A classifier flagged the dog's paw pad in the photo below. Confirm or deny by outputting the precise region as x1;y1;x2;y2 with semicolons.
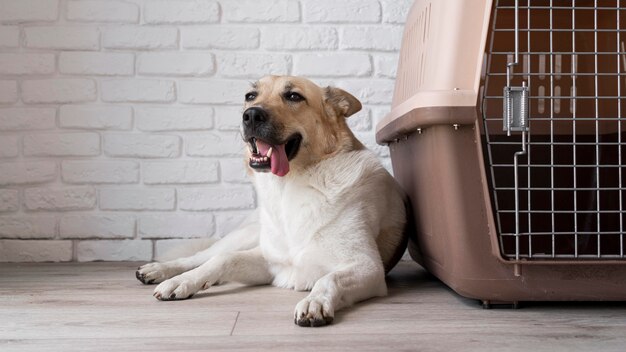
153;277;198;301
136;262;171;285
294;296;334;327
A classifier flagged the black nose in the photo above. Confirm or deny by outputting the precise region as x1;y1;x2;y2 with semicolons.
242;107;268;130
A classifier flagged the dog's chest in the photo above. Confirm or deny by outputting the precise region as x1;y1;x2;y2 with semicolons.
254;174;339;289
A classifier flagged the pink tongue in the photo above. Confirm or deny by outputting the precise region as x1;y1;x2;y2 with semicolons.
255;140;290;177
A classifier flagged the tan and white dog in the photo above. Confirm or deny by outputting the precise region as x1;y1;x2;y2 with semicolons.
136;76;408;327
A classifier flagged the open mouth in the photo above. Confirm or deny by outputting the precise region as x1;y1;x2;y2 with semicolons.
248;134;302;177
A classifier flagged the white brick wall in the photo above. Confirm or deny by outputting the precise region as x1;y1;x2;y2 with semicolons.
0;80;17;103
22;79;97;103
66;0;139;23
0;0;410;262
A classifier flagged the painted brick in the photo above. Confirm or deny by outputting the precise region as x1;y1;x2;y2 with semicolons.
214;210;251;237
22;79;97;104
215;106;243;131
59;105;133;130
135;107;213;131
0;240;72;262
294;53;371;77
144;0;219;24
223;0;300;23
186;132;245;157
374;54;399;78
59;52;134;76
138;213;214;238
77;239;151;261
371;107;390;127
24;26;99;50
62;160;139;184
66;0;139;23
101;79;175;103
0;215;56;238
304;0;380;23
24;186;96;211
220;159;249;184
0;161;56;185
0;26;19;47
0;0;59;23
0;108;56;131
143;160;218;184
340;26;404;51
100;188;175;210
60;214;135;239
381;0;413;24
104;134;181;158
0;53;55;75
217;53;290;78
355;132;390;158
0;135;18;158
178;186;255;211
24;132;100;157
154;238;215;261
179;80;249;104
262;26;338;51
347;107;373;132
337;79;396;105
137;52;214;76
0;81;17;104
182;26;259;50
0;190;19;212
102;26;178;49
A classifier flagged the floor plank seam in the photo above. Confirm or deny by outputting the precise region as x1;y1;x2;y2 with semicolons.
230;311;240;336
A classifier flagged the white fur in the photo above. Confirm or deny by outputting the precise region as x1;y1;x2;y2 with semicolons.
137;148;406;327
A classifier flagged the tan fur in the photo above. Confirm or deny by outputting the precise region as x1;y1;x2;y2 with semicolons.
244;76;364;171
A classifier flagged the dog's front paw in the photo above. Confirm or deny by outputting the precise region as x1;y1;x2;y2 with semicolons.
294;295;334;327
153;275;200;301
135;262;177;285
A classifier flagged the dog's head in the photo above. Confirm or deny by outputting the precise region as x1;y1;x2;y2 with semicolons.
242;76;363;177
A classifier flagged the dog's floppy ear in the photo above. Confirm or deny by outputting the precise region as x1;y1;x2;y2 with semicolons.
324;86;362;118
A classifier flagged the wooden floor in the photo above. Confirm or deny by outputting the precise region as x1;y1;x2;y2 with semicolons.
1;261;625;352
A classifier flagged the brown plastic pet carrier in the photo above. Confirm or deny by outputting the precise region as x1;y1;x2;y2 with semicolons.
377;0;626;305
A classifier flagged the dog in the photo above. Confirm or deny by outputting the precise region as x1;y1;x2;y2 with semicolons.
136;76;408;327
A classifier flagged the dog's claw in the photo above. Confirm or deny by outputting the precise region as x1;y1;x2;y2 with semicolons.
135;270;149;284
294;314;332;327
296;317;310;327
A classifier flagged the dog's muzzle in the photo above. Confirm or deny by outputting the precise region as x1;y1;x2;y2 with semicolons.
242;107;268;135
242;107;302;177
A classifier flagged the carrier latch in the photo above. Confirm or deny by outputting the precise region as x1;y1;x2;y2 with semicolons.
503;81;529;136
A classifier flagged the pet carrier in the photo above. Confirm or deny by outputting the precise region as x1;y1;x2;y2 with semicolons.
377;0;626;305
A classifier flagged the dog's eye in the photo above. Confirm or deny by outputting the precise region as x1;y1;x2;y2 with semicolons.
245;92;257;102
285;92;305;102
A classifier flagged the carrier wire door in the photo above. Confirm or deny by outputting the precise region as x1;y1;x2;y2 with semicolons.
377;0;626;304
482;0;626;261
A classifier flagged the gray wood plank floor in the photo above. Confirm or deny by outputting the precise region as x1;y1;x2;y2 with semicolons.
1;261;625;352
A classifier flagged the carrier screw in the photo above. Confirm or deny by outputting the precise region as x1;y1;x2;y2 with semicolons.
453;124;460;130
416;128;422;134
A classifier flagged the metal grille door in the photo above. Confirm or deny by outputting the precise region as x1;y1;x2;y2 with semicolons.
481;0;626;260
